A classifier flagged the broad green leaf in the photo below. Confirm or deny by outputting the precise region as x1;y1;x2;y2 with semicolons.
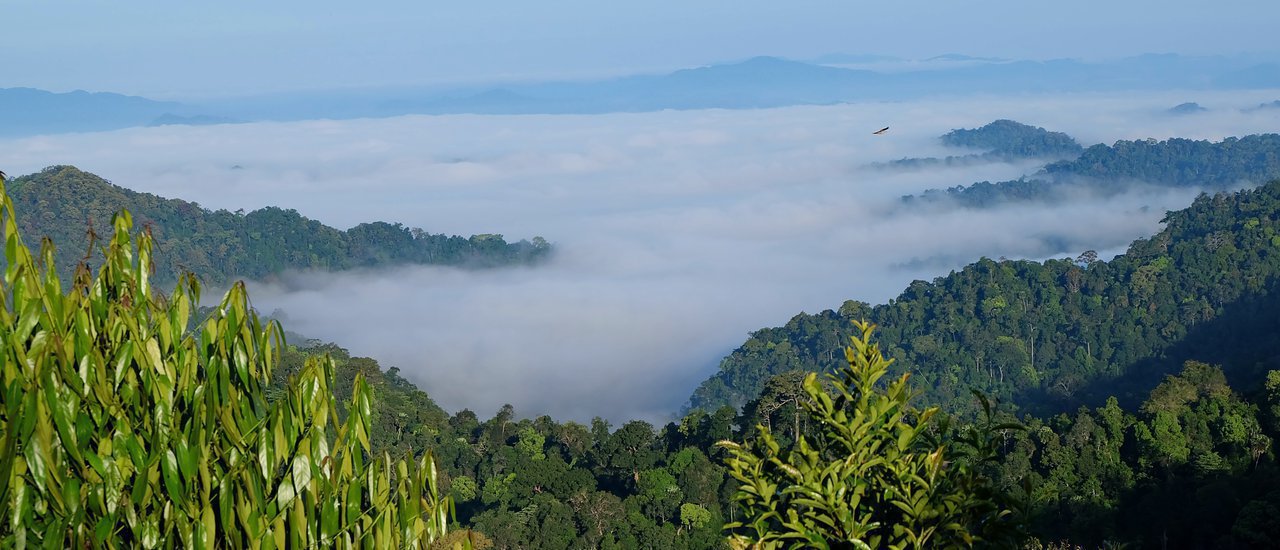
161;450;186;507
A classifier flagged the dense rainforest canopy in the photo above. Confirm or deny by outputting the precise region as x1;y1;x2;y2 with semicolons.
693;179;1280;420
5;160;1280;547
902;132;1280;207
939;119;1083;158
882;119;1084;170
3;166;550;287
258;177;1280;548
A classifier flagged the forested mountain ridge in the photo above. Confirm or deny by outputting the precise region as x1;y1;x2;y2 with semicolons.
277;332;1280;547
691;179;1280;417
8;167;1276;547
265;339;734;549
941;119;1082;157
881;119;1084;170
1044;134;1280;186
5;165;550;286
904;133;1280;207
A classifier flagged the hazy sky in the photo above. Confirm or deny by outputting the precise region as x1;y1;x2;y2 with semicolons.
3;0;1279;97
3;90;1277;421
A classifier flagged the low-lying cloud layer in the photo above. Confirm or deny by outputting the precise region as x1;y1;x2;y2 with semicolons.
4;89;1278;422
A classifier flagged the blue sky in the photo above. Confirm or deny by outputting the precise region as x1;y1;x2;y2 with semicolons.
3;0;1278;97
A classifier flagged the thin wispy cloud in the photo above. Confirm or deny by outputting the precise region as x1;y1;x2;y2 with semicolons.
2;89;1277;422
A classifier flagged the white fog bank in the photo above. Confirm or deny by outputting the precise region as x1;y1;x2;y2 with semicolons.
3;89;1278;421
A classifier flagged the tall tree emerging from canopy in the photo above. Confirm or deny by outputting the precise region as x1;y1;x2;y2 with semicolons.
0;173;468;548
719;321;1025;549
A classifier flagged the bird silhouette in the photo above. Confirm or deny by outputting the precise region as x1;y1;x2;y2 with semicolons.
873;127;889;135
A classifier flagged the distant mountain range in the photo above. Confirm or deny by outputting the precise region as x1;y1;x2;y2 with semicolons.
0;88;190;137
4;53;1280;137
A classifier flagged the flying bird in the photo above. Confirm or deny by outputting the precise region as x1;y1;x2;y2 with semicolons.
873;127;889;135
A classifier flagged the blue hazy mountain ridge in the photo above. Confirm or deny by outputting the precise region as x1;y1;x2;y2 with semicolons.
1247;99;1280;112
0;87;194;137
335;57;875;115
5;53;1280;136
147;113;242;127
293;54;1280;117
1214;64;1280;88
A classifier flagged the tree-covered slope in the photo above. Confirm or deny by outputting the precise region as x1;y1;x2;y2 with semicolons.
691;180;1280;417
883;119;1084;170
11;166;1270;547
6;165;550;286
994;362;1280;548
297;313;1280;549
940;119;1083;158
1043;134;1280;186
904;134;1280;207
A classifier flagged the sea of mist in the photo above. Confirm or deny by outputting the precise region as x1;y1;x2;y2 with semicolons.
3;89;1279;422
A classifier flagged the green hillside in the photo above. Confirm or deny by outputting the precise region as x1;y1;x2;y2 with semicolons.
904;133;1280;206
7;167;1280;547
693;180;1280;417
940;119;1083;157
5;165;550;286
884;119;1084;170
282;179;1280;547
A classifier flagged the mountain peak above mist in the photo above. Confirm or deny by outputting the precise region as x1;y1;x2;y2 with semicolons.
1168;102;1207;114
940;119;1082;156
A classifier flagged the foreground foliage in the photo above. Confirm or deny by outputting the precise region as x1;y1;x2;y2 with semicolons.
5;155;1278;547
0;173;465;548
719;321;1024;549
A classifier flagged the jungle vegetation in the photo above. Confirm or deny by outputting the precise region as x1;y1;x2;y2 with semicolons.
5;171;1280;547
3;166;550;288
902;133;1280;207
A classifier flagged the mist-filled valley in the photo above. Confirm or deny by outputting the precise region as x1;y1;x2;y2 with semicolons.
3;90;1277;421
10;2;1280;547
2;88;1280;422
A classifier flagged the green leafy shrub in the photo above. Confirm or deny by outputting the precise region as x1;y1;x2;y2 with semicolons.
0;173;467;548
719;320;1025;549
